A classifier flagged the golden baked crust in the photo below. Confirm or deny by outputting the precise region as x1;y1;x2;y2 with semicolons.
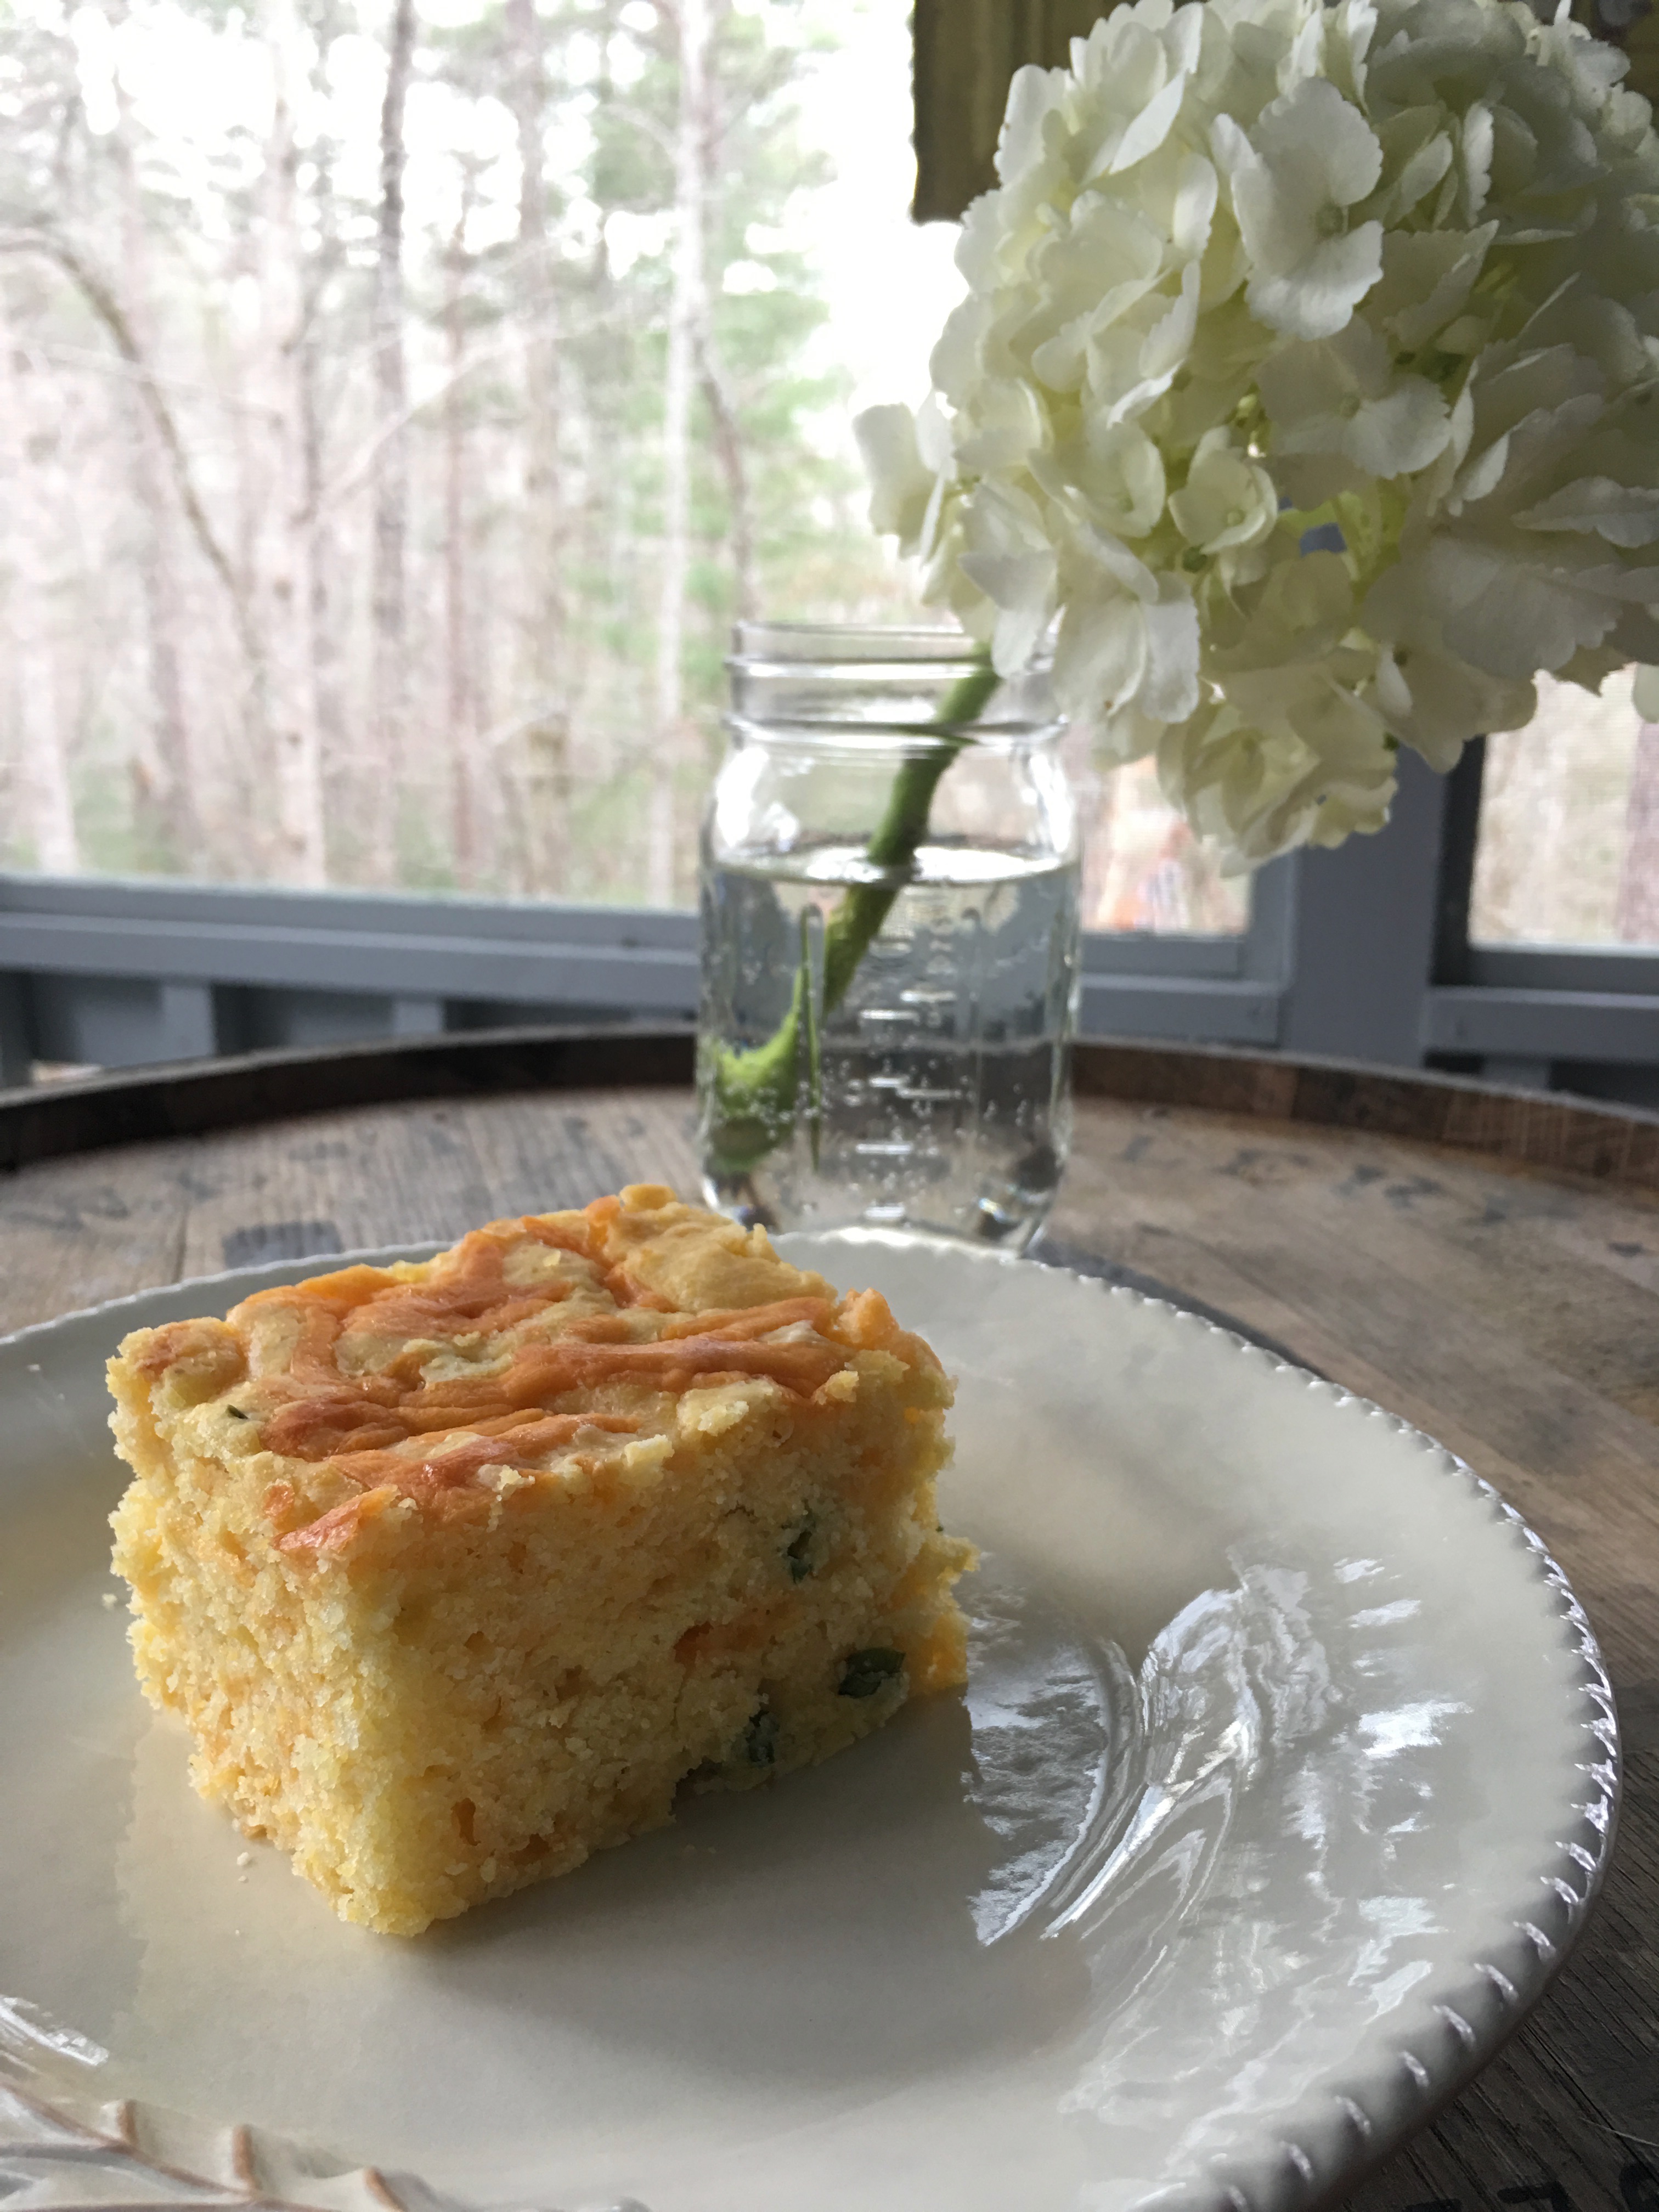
109;1186;974;1934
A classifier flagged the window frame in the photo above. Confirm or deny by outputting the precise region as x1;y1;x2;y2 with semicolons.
1420;741;1659;1093
2;740;1655;1096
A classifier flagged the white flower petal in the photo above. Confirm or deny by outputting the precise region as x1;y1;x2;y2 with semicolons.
991;595;1057;678
1248;223;1384;338
1054;590;1148;714
954;195;1004;291
854;404;936;550
1345;380;1454;477
954;380;1047;476
1142;262;1204;383
1256;78;1384;208
1170;426;1279;548
1172;154;1221;260
996;64;1068;185
1515;477;1659;548
1372;225;1497;352
868;0;1659;872
1429;541;1626;677
929;298;992;407
1109;68;1188;173
1394;133;1455;217
1141;576;1203;721
1080;420;1169;536
1462;101;1495;220
1449;431;1511;510
1094;263;1204;424
1162;1;1205;80
957;550;1056;616
915;393;956;475
1376;645;1534;769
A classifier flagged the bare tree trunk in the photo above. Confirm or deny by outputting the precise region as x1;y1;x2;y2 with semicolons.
2;229;258;670
692;1;751;628
1616;721;1659;944
650;0;710;906
697;332;754;624
506;0;568;896
0;329;80;873
124;383;195;857
113;45;201;870
444;188;477;888
369;0;416;884
300;0;345;856
1470;727;1539;940
225;317;269;881
253;0;328;887
18;651;79;873
298;340;339;875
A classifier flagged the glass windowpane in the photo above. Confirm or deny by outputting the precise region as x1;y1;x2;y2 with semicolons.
0;0;1242;935
1071;746;1249;936
1471;670;1659;948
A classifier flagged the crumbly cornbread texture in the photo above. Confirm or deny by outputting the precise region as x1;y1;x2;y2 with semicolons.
108;1187;973;1935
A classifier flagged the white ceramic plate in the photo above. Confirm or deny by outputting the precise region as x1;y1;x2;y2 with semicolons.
0;1232;1618;2212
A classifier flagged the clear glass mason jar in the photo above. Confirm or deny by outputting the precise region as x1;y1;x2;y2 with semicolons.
697;623;1081;1248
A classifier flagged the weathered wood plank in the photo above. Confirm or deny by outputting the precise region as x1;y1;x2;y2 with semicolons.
5;1031;1655;1189
0;1025;697;1173
0;1133;200;1327
1071;1043;1659;1189
453;1087;701;1222
172;1101;501;1282
1053;1103;1659;1461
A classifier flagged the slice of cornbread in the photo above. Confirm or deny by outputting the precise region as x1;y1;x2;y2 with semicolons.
108;1186;973;1936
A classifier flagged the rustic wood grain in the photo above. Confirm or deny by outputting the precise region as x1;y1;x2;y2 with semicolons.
1072;1043;1659;1189
0;1026;698;1174
1;1066;1654;2212
5;1030;1656;1191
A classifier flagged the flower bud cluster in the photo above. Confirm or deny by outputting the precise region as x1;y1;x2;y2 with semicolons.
857;0;1659;864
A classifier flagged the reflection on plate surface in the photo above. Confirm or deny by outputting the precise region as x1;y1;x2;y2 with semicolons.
0;1232;1618;2212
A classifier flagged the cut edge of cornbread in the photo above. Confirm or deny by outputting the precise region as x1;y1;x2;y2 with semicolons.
108;1187;974;1935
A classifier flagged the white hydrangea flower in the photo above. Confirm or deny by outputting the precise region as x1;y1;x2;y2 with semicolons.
1168;426;1278;551
857;0;1659;867
956;478;1060;678
1213;81;1385;340
853;406;933;551
1258;319;1454;494
1033;419;1167;540
1054;522;1202;724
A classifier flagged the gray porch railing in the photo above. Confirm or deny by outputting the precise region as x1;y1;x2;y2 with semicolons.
3;749;1656;1102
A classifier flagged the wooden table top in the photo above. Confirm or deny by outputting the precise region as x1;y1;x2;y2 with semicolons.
2;1032;1655;2212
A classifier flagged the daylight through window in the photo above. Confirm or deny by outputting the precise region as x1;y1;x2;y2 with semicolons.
1;0;1241;934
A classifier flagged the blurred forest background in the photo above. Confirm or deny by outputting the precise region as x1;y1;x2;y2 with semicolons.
0;0;1648;940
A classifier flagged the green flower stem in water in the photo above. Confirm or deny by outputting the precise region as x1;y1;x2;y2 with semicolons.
706;651;1000;1174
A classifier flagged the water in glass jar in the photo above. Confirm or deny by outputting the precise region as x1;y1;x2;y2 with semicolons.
698;843;1080;1246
